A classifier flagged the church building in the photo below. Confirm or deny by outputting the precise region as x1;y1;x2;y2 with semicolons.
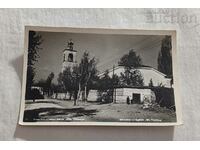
59;40;172;104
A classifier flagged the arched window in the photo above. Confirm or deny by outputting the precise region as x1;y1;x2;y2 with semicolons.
68;53;73;62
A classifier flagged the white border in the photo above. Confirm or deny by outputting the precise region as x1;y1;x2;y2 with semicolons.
19;26;183;126
1;141;200;149
0;0;199;8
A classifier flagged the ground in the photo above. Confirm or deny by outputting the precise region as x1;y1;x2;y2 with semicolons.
23;99;176;123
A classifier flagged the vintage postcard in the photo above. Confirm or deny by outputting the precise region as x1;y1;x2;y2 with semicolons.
19;26;182;126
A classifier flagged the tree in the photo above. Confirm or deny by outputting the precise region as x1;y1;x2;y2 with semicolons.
62;67;74;100
112;74;120;88
119;69;144;86
118;49;144;87
71;65;81;105
118;49;142;69
149;78;154;87
57;66;79;105
98;70;112;90
57;52;98;105
34;79;46;95
51;83;60;99
77;52;98;102
158;36;172;76
97;70;113;103
57;72;65;93
46;72;55;96
56;72;66;99
26;31;43;99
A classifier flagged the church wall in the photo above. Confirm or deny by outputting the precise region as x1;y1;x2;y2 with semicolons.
137;68;171;87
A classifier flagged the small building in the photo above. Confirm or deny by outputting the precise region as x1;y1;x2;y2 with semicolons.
113;87;156;104
86;87;156;104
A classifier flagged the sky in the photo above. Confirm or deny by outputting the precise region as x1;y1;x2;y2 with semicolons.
33;31;165;83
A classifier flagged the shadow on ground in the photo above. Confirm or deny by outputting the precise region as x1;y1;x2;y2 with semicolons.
25;101;60;105
23;107;97;122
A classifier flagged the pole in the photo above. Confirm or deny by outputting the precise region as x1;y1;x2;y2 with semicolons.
112;65;116;103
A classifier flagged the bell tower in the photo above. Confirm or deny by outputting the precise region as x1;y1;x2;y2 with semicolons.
62;39;77;72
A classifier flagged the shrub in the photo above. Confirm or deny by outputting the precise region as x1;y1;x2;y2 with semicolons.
152;87;175;110
26;88;44;100
97;89;113;103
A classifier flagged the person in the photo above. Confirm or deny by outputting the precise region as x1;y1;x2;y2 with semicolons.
126;96;130;105
131;97;134;104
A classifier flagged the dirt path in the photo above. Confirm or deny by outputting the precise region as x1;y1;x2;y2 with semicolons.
24;99;176;123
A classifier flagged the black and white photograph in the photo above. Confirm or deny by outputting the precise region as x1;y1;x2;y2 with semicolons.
19;26;181;126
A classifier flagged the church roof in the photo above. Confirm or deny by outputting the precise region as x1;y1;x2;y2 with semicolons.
98;65;169;78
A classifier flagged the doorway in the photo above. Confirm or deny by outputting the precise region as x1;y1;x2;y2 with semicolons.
132;93;141;103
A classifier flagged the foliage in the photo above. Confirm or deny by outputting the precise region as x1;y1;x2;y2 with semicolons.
152;87;175;110
46;72;55;96
51;83;61;99
118;49;144;87
97;70;114;103
57;68;74;99
77;52;98;101
158;36;172;76
56;52;98;105
26;66;36;99
62;67;73;93
119;69;144;86
98;70;112;90
96;49;145;102
26;31;43;100
112;74;120;88
60;67;79;100
30;88;44;101
97;89;113;103
57;72;65;93
118;49;142;69
34;72;55;97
